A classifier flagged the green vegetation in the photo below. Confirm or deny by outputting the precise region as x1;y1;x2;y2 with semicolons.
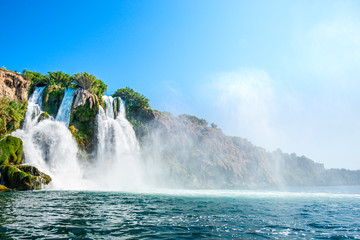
179;114;208;126
112;87;149;111
0;165;51;190
42;85;64;117
23;70;107;99
23;70;72;87
69;99;99;151
0;136;51;190
72;72;107;99
112;87;154;137
0;136;23;165
37;112;50;122
0;98;27;139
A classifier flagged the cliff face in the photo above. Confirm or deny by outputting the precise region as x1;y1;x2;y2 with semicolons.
0;69;30;101
140;113;360;188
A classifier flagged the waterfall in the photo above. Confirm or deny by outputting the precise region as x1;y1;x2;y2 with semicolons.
22;86;46;130
12;87;91;190
91;96;145;191
11;88;146;191
55;88;76;126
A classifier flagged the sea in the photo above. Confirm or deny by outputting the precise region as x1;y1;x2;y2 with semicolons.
1;186;359;239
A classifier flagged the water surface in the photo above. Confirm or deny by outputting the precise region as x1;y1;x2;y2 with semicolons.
1;186;359;239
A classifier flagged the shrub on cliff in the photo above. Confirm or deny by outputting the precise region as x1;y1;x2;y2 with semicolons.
112;87;153;137
112;87;149;111
22;70;47;86
0;98;27;138
48;71;72;87
179;114;208;126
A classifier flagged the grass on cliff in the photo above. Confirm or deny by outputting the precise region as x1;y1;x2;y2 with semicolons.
0;98;27;139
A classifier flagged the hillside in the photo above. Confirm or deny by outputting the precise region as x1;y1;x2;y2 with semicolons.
139;112;360;188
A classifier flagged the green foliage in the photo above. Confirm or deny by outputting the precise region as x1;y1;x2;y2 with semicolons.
47;71;71;87
0;98;27;139
179;114;208;126
112;87;150;111
23;70;71;88
37;112;50;122
0;165;51;190
22;70;48;86
71;72;107;98
42;86;64;117
69;99;99;151
0;136;23;166
23;70;107;99
211;123;218;129
112;87;153;138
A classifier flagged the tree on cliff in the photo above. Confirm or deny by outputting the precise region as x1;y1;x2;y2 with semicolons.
71;72;107;98
112;87;149;112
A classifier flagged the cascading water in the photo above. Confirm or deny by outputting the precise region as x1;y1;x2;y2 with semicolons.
12;87;91;190
55;88;76;126
11;87;146;191
22;86;46;130
91;96;145;191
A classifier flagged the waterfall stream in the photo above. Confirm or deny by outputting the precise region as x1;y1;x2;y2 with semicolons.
55;88;76;126
11;88;145;191
91;96;145;191
12;87;90;190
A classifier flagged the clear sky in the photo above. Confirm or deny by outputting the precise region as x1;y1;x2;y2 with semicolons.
1;0;359;169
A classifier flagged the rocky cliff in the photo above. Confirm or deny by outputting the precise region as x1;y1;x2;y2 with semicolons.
140;113;360;189
0;69;52;191
0;69;30;101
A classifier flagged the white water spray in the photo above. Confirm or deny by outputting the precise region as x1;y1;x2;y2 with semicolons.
12;88;146;191
12;87;91;190
90;96;145;191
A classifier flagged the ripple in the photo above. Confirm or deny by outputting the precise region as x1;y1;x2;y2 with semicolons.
0;188;360;239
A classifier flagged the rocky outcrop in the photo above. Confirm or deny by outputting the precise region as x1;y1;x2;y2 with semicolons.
0;136;52;190
0;69;30;101
73;89;97;109
0;165;51;190
69;91;99;152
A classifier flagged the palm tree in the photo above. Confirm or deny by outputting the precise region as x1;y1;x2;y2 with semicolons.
71;72;96;91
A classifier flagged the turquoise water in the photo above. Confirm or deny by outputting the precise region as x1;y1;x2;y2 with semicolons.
1;187;360;239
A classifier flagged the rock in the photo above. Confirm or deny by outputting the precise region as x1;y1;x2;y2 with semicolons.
0;184;10;192
37;112;51;122
73;88;97;109
0;69;30;101
113;97;121;118
0;136;23;165
70;93;99;152
0;165;51;190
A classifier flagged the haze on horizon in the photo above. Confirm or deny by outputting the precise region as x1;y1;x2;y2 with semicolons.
1;0;359;170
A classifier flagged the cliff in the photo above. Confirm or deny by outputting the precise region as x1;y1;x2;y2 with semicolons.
0;69;51;190
0;69;30;101
139;112;360;188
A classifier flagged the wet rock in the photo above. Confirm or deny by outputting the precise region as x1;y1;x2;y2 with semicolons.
0;165;51;190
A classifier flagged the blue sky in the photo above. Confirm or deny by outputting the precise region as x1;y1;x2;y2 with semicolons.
1;0;360;169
